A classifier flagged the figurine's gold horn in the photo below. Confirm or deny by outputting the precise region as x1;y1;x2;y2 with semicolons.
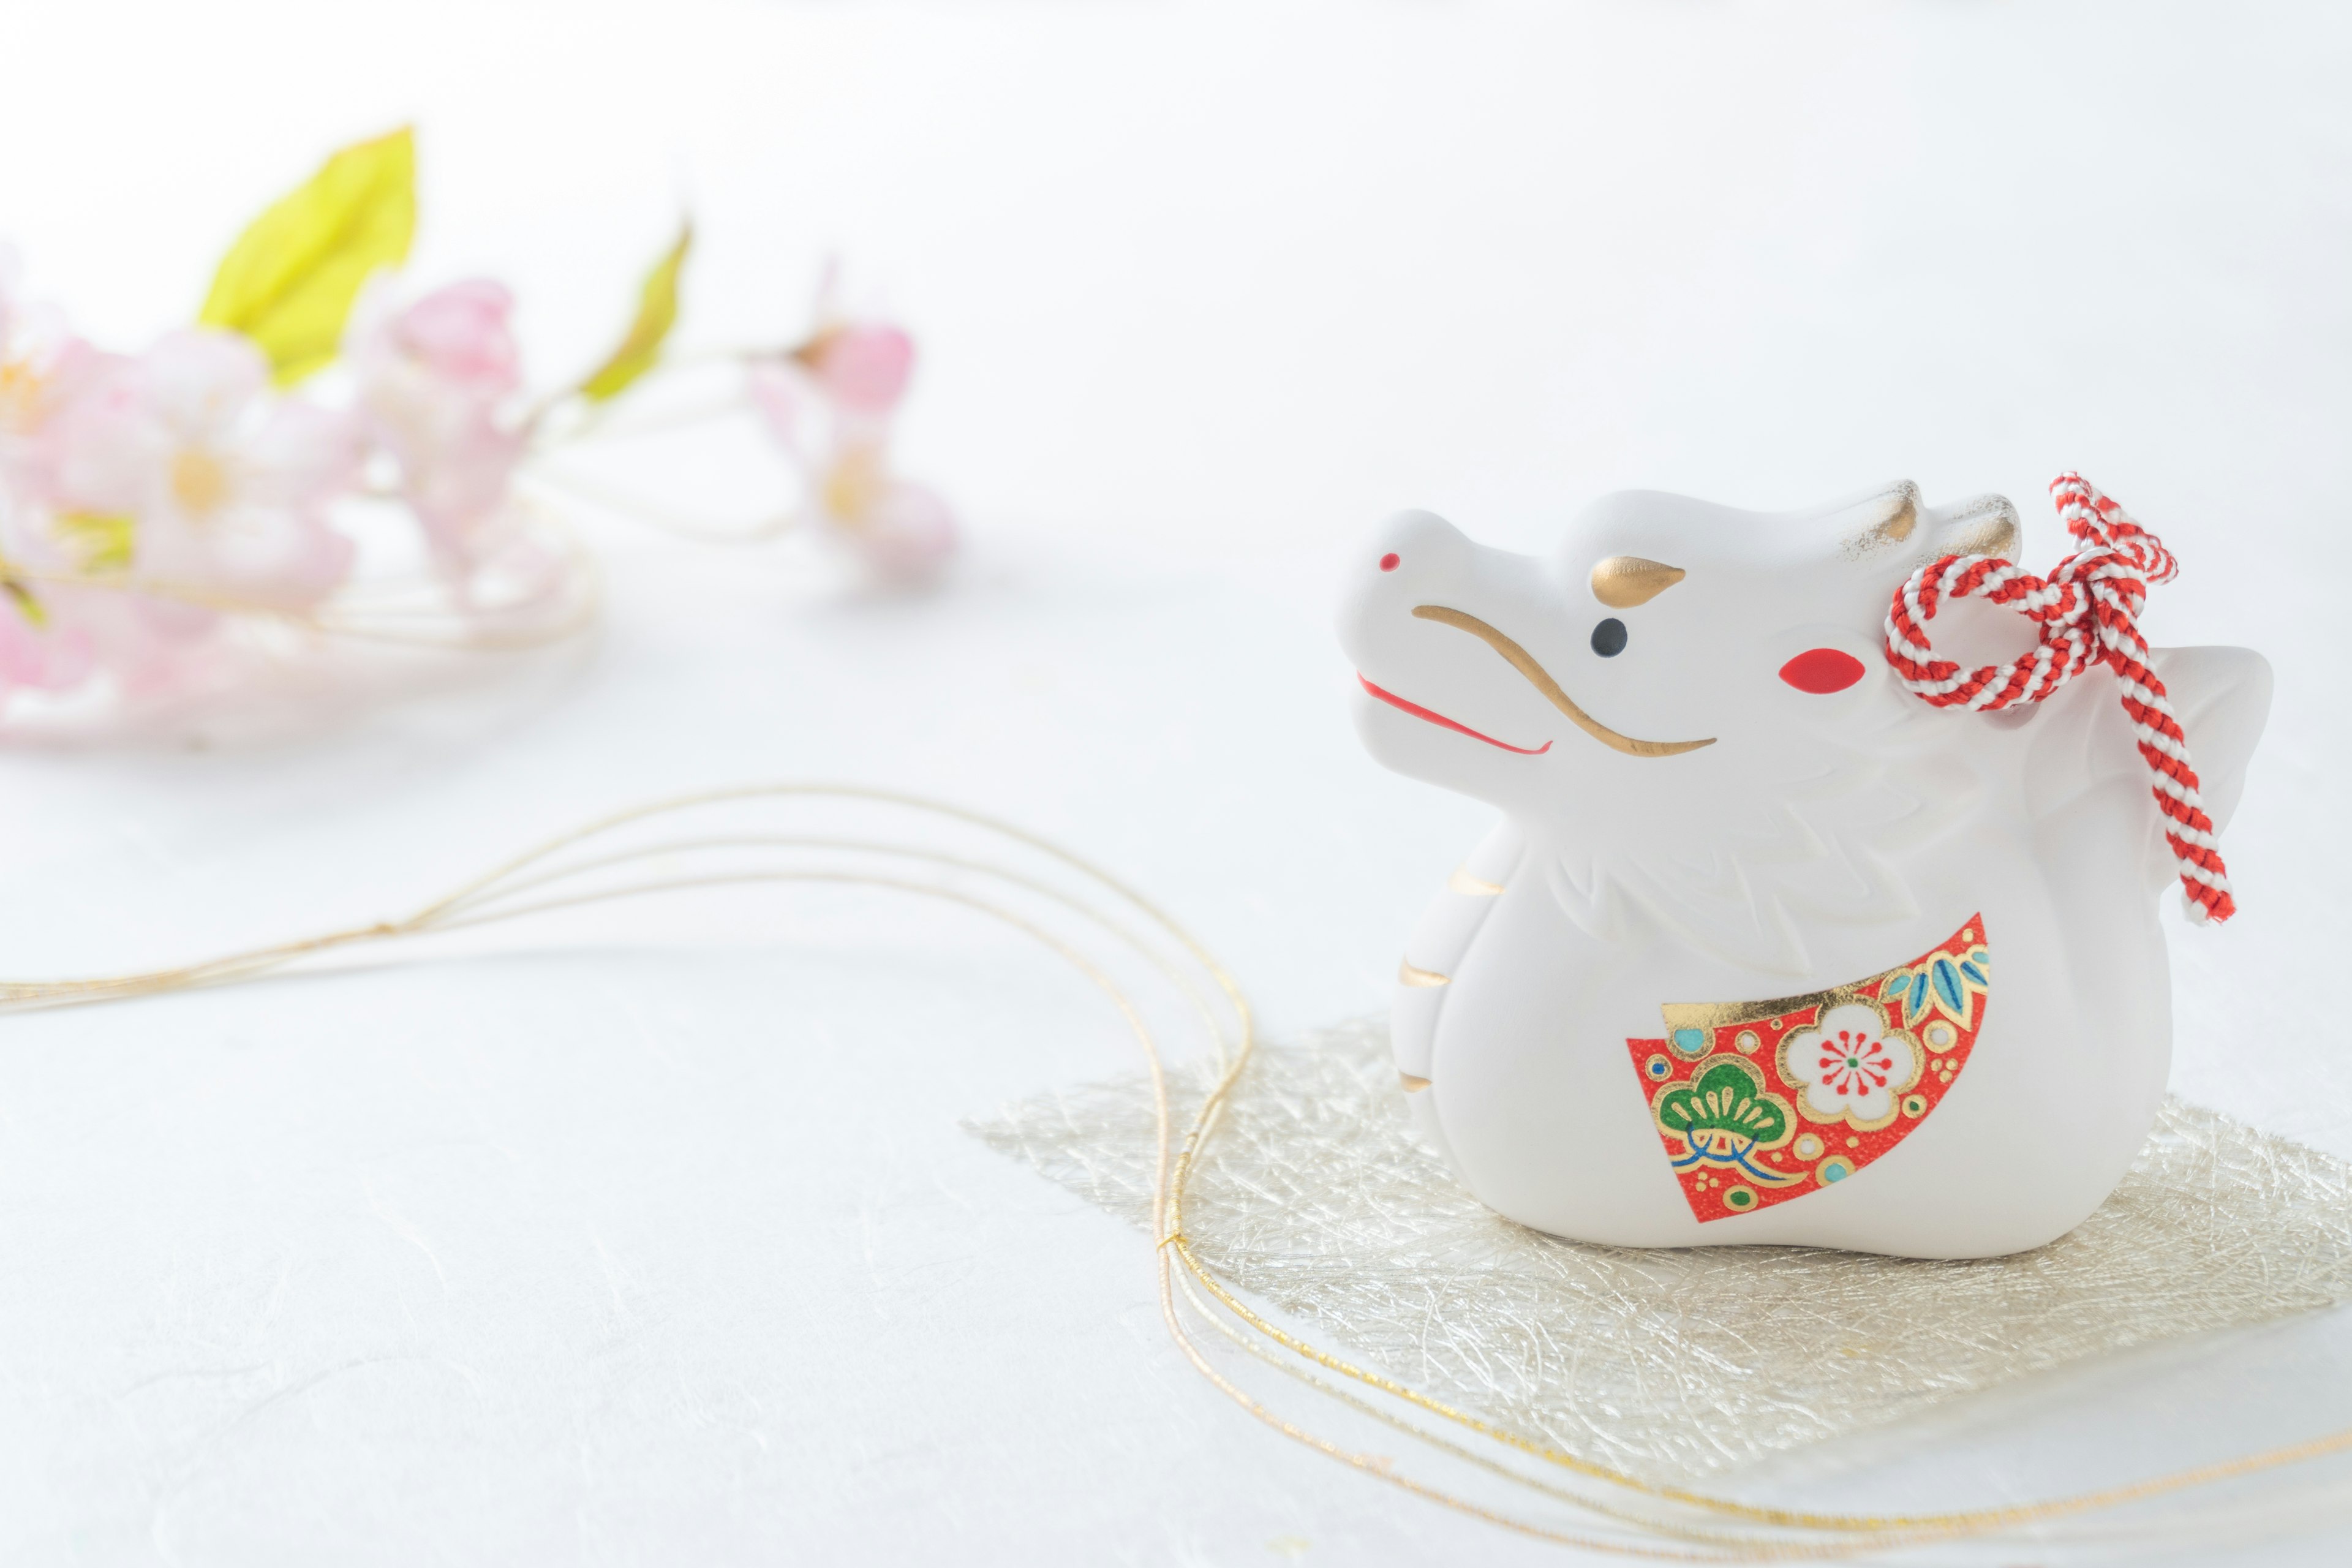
1590;557;1686;608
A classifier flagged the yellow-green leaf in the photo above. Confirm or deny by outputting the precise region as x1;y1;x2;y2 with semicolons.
198;127;417;386
56;511;137;574
578;221;692;402
1;565;46;628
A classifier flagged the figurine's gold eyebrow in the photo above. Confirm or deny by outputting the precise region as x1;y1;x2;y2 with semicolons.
1590;557;1686;608
1411;605;1716;758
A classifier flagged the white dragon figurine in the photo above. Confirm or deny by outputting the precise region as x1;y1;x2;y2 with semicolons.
1338;481;2268;1258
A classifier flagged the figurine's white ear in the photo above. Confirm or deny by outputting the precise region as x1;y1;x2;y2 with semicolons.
2150;645;2274;834
2021;644;2271;902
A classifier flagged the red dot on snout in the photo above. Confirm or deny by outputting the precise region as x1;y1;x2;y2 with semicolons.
1779;647;1867;694
1378;552;1401;572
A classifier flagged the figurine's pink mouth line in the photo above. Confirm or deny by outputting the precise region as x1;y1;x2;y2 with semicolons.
1358;675;1553;755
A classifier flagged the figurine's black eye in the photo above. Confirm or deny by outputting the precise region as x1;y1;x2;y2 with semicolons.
1591;618;1628;657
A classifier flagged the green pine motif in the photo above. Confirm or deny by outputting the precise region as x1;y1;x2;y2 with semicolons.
1656;1058;1790;1147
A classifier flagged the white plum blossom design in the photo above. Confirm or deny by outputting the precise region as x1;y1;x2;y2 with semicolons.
1779;1003;1918;1130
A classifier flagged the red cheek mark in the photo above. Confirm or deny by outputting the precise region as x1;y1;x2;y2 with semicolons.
1779;647;1867;693
1379;552;1401;572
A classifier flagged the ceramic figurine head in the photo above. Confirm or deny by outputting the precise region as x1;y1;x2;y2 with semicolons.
1339;481;2269;1259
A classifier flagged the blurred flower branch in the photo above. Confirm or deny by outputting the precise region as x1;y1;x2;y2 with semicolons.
0;126;952;719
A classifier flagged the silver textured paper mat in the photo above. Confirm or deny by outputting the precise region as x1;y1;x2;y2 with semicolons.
969;1018;2352;1481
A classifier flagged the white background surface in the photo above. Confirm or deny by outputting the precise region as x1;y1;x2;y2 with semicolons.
2;1;2350;1561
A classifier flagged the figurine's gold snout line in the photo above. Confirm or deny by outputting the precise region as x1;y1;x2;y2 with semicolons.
1409;606;1717;760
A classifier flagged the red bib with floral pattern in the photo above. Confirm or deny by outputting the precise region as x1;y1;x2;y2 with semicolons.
1624;916;1989;1223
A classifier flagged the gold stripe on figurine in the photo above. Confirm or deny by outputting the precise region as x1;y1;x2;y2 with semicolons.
1659;984;1863;1033
1446;867;1504;896
1398;959;1451;988
1398;1072;1431;1093
1411;605;1716;758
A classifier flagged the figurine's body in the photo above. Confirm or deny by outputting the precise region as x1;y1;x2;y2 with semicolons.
1340;483;2269;1259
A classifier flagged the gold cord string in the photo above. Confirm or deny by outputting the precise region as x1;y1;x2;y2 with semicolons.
4;783;2345;1554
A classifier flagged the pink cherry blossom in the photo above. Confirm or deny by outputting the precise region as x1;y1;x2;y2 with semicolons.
385;279;521;391
0;246;105;466
349;279;527;568
747;334;956;581
802;323;914;416
4;208;962;726
42;330;358;619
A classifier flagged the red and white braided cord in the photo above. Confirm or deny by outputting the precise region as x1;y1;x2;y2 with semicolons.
1882;473;2237;924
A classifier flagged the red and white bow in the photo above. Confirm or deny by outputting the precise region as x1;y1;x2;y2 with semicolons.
1882;473;2237;924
